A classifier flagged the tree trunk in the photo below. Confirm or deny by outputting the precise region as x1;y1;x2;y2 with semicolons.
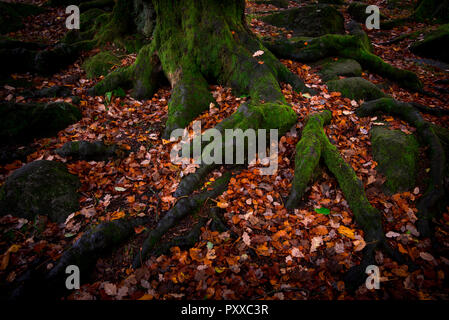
92;0;309;138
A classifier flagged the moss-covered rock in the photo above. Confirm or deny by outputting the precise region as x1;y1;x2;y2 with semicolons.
0;160;80;223
370;127;419;194
0;101;82;145
0;2;45;34
317;58;362;81
414;0;449;23
55;140;118;160
82;51;121;78
261;4;345;37
326;77;387;100
410;24;449;63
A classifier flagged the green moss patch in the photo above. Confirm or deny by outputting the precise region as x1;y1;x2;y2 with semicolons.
82;51;121;79
0;160;80;223
410;24;449;63
261;4;345;37
317;58;362;81
370;126;419;194
326;77;387;101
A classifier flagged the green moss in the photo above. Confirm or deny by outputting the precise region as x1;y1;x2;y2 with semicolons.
261;4;345;37
0;160;80;223
266;33;423;91
371;127;419;194
80;8;105;29
286;111;330;208
0;102;81;144
326;77;387;101
410;24;449;63
317;58;362;81
82;51;121;79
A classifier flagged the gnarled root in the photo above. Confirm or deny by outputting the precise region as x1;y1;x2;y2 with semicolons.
263;22;423;91
133;172;232;268
356;98;449;238
287;111;411;291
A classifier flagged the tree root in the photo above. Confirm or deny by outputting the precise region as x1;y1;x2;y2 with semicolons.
152;207;233;256
263;22;423;91
286;111;411;291
0;40;95;76
89;42;166;99
356;98;448;238
8;217;148;299
133;172;232;268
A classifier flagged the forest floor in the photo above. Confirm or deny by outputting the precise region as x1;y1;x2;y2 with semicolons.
1;0;449;300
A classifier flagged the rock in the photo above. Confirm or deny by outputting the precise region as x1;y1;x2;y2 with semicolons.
0;160;80;223
21;85;72;99
410;24;449;63
326;77;387;101
370;127;419;194
56;141;118;161
317;58;362;81
82;51;121;79
261;4;345;37
0;101;82;145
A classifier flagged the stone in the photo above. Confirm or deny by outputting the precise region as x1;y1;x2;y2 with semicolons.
317;58;362;81
56;141;118;161
0;160;80;223
370;127;419;194
261;4;345;37
326;77;386;101
410;24;449;63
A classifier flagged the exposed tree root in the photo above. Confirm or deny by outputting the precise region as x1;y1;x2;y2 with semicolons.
263;22;423;91
356;98;449;238
133;172;232;268
8;217;148;299
286;111;412;291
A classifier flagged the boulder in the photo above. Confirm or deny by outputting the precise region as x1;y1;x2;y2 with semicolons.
56;140;118;161
0;101;82;145
0;160;80;223
317;58;362;81
326;77;386;101
410;24;449;63
261;4;345;37
370;127;419;194
82;51;121;79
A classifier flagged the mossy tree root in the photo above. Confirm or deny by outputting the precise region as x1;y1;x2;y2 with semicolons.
356;98;448;238
9;217;148;299
133;172;232;268
89;42;165;99
286;111;409;291
263;23;423;91
151;207;232;256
